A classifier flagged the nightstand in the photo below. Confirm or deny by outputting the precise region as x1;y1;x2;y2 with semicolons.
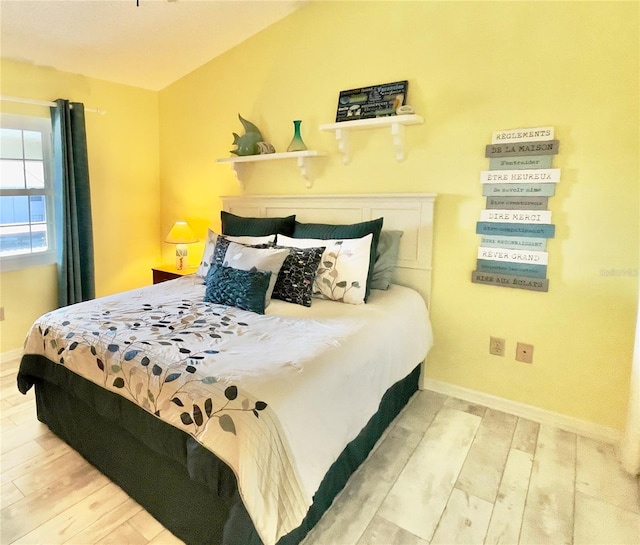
152;265;198;284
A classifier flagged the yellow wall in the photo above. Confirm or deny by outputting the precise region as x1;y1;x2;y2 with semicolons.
159;1;639;431
1;2;636;432
0;60;161;353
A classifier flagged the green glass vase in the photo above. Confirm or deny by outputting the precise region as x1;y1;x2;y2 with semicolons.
287;119;307;152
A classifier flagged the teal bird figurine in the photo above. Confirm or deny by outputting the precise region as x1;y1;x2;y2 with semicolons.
230;114;264;156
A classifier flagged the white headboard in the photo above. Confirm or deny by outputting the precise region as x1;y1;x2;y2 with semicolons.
221;193;437;307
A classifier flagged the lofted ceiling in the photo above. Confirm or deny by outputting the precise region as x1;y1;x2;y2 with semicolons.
0;0;307;91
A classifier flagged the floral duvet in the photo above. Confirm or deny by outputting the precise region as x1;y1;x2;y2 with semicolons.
20;275;431;545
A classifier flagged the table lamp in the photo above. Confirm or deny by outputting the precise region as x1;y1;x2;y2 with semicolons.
165;221;198;270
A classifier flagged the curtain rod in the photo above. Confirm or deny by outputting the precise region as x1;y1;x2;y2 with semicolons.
0;95;107;115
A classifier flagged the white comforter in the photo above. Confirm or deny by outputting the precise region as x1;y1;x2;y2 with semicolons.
22;275;432;545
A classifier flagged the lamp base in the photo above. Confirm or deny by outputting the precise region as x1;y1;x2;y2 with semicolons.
175;244;188;270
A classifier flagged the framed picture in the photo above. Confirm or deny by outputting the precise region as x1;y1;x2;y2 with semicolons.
335;80;408;122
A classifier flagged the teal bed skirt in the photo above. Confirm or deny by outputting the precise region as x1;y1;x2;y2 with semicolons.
18;355;420;545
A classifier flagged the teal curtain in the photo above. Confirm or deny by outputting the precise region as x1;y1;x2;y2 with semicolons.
50;99;95;307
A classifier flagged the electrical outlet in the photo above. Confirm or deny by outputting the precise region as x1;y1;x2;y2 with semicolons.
489;336;505;356
516;342;534;363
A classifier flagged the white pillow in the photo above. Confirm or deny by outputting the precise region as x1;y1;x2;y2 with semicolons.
277;234;372;305
222;242;290;306
196;229;275;278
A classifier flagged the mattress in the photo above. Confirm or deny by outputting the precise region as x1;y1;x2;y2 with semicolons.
18;275;432;545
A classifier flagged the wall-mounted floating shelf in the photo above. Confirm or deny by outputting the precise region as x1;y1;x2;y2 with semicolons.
216;150;327;189
319;114;424;164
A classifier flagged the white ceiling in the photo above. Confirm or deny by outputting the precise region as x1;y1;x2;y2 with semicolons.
0;0;307;91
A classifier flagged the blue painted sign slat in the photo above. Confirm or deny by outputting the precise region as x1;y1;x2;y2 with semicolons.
476;222;555;238
476;259;547;278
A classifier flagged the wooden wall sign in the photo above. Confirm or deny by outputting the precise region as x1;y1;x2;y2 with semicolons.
473;126;560;291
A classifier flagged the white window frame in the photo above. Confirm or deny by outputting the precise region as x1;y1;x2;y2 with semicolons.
0;113;56;272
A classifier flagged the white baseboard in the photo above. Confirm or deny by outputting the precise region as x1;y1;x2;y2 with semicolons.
0;348;23;364
423;378;622;446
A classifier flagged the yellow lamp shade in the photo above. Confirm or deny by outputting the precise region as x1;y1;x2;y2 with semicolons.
165;221;198;244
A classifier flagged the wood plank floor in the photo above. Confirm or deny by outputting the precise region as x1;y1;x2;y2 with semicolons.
2;356;638;545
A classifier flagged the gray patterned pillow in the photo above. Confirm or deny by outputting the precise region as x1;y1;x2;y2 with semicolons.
272;245;325;307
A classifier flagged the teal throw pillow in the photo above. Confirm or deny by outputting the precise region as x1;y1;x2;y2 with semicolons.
204;264;271;314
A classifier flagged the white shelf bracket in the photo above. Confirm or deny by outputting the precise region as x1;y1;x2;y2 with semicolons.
216;150;326;189
319;114;423;164
297;156;313;188
335;128;350;165
391;122;406;162
228;162;245;190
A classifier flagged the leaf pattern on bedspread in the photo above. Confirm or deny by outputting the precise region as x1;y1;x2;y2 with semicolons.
22;279;346;545
34;297;268;437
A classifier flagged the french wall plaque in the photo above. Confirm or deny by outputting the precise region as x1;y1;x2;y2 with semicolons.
475;125;559;291
335;80;408;122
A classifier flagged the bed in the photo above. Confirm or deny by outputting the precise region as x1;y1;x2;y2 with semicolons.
17;193;436;545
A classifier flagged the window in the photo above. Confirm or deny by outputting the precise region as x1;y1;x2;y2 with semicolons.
0;114;55;271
